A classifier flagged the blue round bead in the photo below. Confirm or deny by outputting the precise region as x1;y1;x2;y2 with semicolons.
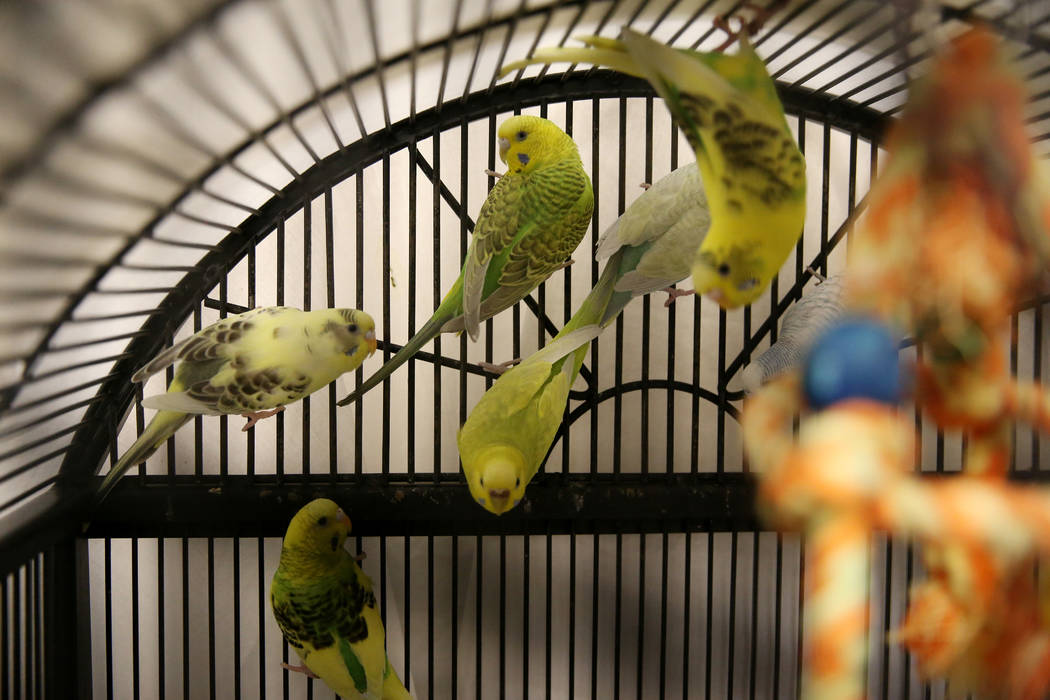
803;318;900;409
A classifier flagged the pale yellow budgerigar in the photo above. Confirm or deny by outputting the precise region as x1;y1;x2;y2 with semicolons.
98;307;376;502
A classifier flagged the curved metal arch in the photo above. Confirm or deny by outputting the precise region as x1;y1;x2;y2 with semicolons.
564;379;741;427
57;73;887;494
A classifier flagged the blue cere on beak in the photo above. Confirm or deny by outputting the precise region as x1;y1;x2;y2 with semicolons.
517;153;530;166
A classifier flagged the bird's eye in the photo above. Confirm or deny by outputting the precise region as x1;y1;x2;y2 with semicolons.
515;478;520;487
347;324;358;333
717;263;731;277
736;277;759;291
317;516;328;526
516;130;527;141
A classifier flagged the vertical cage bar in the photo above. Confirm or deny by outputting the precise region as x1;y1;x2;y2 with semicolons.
44;538;89;700
613;530;622;700
474;535;483;700
232;537;241;699
302;197;313;476
356;170;366;475
258;537;267;700
705;533;714;700
131;538;140;700
104;539;112;700
325;187;338;477
407;137;418;479
181;537;189;700
382;154;392;478
3;568;8;700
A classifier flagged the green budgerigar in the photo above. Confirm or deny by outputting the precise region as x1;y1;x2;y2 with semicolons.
271;499;412;700
338;115;593;406
99;307;376;502
501;28;807;309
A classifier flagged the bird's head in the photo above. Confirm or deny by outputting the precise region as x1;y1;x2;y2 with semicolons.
466;445;528;515
691;242;766;309
282;498;353;561
497;115;577;175
330;309;377;363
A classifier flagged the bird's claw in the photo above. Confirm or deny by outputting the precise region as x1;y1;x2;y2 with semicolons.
484;168;503;179
713;0;786;51
281;662;319;679
241;406;285;431
639;182;652;190
353;551;367;562
555;258;575;271
805;265;828;283
664;287;696;307
479;358;522;376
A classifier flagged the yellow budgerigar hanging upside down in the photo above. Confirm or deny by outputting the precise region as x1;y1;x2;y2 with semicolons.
97;307;376;503
337;115;593;406
500;27;807;309
271;499;412;700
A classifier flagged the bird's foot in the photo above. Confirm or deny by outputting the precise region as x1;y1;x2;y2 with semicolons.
353;551;367;562
479;358;522;376
639;182;652;190
805;265;828;283
663;287;696;307
555;258;575;271
241;406;285;431
484;168;504;179
713;0;787;51
281;662;319;679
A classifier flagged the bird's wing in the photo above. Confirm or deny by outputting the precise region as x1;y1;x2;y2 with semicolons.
463;159;591;336
131;307;278;383
462;174;525;339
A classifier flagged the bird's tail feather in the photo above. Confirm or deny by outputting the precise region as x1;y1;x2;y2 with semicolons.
97;410;191;504
382;660;414;700
337;311;453;407
499;41;641;79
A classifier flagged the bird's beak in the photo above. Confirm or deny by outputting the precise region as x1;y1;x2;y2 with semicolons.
498;137;510;162
707;288;728;308
335;509;352;530
365;330;377;357
487;488;511;515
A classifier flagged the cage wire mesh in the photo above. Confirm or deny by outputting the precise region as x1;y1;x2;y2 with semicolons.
2;0;1050;698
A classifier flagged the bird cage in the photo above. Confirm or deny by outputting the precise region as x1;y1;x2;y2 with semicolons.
2;1;1049;698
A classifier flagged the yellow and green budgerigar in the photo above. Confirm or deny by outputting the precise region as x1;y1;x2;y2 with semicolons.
500;28;807;309
458;247;629;514
271;499;412;700
98;307;376;502
459;163;712;514
337;115;593;406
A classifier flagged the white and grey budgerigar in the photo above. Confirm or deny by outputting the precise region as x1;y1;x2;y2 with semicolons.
728;275;844;393
594;161;711;323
